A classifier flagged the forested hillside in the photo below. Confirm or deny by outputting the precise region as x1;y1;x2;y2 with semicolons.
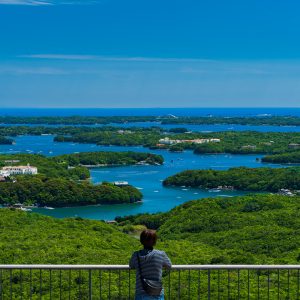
117;194;300;264
2;194;300;298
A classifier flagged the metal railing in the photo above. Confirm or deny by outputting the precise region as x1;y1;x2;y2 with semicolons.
0;265;300;299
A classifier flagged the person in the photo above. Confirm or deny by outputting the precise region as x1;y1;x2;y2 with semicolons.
129;229;172;300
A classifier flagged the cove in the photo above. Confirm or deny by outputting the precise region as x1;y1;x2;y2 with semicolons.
0;134;281;220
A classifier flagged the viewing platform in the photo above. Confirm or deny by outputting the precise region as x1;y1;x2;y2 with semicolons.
0;265;299;299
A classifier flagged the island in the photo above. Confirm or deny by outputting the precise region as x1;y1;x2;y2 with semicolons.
0;151;163;207
2;125;300;154
53;151;164;166
50;129;300;154
1;115;300;126
162;166;300;192
262;151;300;164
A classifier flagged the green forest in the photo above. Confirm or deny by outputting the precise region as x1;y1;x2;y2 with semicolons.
0;178;142;207
116;194;300;265
54;129;300;154
1;115;300;126
262;151;300;164
51;130;300;154
163;166;300;192
53;151;163;166
2;194;300;298
0;152;162;179
192;131;300;154
53;128;162;147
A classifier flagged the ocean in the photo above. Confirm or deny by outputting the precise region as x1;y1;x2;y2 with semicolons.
0;107;300;117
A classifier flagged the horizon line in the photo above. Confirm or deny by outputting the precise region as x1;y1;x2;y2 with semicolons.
1;107;300;109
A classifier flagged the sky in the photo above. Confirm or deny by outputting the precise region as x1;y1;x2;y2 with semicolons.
0;0;300;108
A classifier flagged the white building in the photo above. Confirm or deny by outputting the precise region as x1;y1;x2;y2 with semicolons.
1;164;38;176
114;181;129;186
158;137;221;145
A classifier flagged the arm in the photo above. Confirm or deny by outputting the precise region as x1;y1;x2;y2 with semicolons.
129;252;137;269
162;251;172;269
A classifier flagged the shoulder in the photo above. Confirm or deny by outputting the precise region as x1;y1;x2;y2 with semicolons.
130;251;138;259
131;250;139;256
153;249;167;256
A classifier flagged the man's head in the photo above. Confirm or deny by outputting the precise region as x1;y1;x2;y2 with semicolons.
140;229;157;248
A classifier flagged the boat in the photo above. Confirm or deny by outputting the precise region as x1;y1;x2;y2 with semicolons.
208;188;221;193
20;207;32;212
44;206;55;210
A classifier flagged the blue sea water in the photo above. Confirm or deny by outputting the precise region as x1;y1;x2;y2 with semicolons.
0;135;281;220
0;108;296;220
0;107;300;117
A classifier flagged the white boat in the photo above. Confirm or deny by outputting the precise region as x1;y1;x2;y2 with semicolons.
44;206;55;210
208;188;221;193
20;207;32;212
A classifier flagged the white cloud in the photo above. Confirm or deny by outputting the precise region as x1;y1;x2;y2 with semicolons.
0;0;99;5
19;54;213;62
20;54;100;60
0;0;51;5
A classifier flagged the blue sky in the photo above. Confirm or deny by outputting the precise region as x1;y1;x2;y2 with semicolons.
1;0;300;107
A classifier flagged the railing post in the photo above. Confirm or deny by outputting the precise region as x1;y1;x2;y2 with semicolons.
178;269;181;299
207;269;211;300
89;269;92;300
10;269;12;300
128;269;130;300
0;269;2;300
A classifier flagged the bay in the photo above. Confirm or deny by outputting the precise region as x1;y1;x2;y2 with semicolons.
0;134;280;220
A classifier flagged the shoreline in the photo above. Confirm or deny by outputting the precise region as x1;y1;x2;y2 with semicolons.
32;200;144;209
0;200;144;211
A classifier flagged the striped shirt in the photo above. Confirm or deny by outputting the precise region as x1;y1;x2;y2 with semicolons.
129;249;172;296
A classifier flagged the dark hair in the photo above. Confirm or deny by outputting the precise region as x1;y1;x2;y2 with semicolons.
140;229;157;248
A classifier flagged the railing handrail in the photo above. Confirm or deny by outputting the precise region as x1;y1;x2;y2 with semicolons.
0;264;300;270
